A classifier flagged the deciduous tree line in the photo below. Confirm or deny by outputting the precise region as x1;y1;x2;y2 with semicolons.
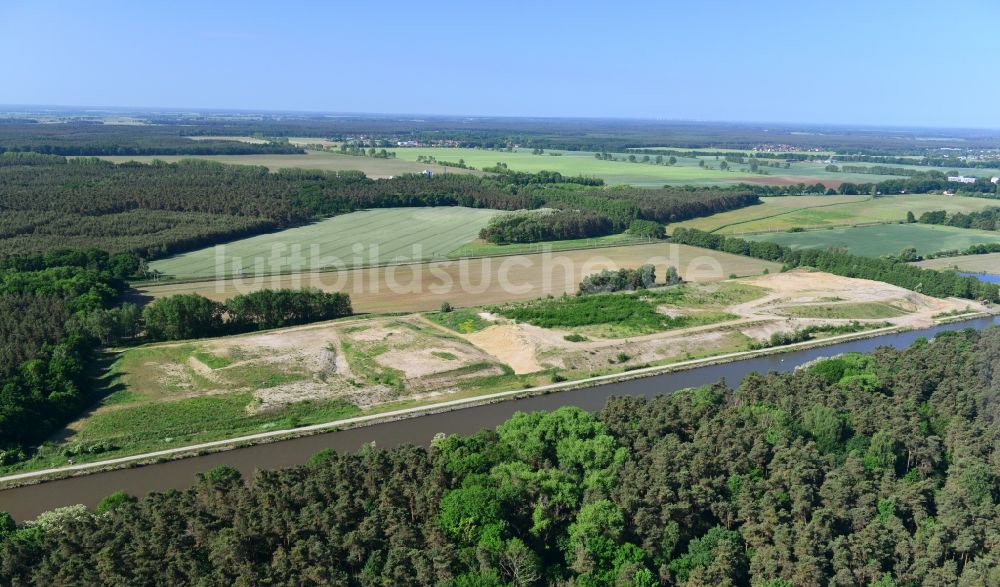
917;207;1000;231
0;253;135;461
142;289;353;341
578;265;663;294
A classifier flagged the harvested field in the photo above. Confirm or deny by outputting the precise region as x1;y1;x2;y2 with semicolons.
673;194;997;235
914;252;1000;274
95;151;482;179
138;243;782;312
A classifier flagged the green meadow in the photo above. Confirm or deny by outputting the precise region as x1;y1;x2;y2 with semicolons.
673;194;999;234
746;223;1000;258
391;147;955;187
394;147;748;186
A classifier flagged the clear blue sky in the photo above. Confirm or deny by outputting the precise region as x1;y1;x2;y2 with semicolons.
3;0;999;128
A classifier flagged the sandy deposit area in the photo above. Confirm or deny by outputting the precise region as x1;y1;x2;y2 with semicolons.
117;270;987;419
444;270;982;377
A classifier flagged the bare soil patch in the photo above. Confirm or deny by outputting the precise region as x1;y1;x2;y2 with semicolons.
139;243;781;312
466;324;546;374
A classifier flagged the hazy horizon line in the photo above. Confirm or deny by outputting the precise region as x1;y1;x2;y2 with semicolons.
2;103;1000;134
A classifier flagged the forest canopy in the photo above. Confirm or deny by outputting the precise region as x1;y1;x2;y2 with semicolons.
4;327;1000;584
0;253;135;461
0;123;304;156
0;154;758;258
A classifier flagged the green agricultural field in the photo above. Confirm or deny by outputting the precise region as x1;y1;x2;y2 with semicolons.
640;147;836;156
149;207;500;279
771;160;1000;183
392;147;927;187
394;147;749;186
96;147;998;189
672;194;999;234
914;252;1000;274
746;223;1000;258
94;150;481;179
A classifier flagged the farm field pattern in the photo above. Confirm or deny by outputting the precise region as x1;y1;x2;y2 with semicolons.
95;150;481;178
149;207;500;279
914;252;1000;274
393;147;1000;186
746;223;1000;258
672;194;999;234
140;243;783;311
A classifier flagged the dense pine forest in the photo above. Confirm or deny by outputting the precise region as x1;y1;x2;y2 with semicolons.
4;114;1000;157
0;153;528;257
4;327;1000;585
0;123;304;156
0;153;758;257
125;114;1000;153
479;189;757;244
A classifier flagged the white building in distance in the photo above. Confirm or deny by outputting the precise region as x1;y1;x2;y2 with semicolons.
948;175;977;184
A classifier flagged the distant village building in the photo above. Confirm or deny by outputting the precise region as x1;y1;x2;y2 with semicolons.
421;169;434;177
992;177;999;184
947;175;977;184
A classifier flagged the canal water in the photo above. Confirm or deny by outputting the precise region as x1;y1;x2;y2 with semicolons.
2;316;997;521
959;271;1000;284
